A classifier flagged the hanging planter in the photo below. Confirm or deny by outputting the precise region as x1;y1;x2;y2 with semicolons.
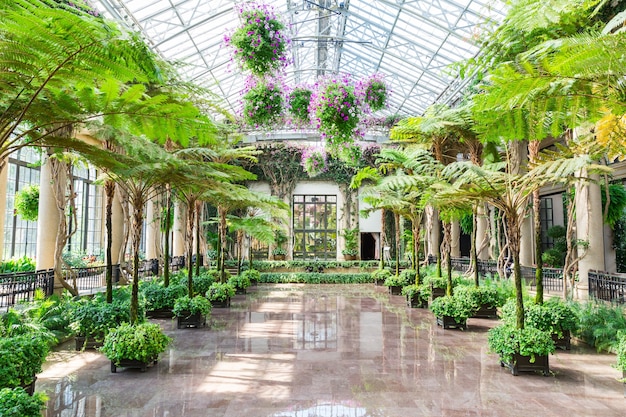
300;146;328;177
242;77;284;128
225;2;289;76
357;74;388;112
310;76;362;151
288;87;313;124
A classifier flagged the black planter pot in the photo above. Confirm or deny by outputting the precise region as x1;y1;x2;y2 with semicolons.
552;330;571;350
436;315;467;330
407;293;428;308
388;285;403;296
111;358;157;373
146;308;175;319
210;298;231;308
430;285;445;301
75;335;104;351
500;353;550;376
471;304;498;319
176;312;207;329
235;288;247;295
374;279;385;286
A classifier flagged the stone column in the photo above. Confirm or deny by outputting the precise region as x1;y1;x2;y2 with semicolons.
425;206;440;259
110;188;124;264
575;174;605;299
0;166;8;259
172;201;186;257
475;204;489;260
450;221;461;258
144;199;159;260
519;215;534;266
35;159;59;270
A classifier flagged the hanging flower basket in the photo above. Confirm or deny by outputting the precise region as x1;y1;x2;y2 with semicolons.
301;147;328;177
225;2;289;76
288;87;313;124
242;77;284;128
357;74;388;112
310;76;362;150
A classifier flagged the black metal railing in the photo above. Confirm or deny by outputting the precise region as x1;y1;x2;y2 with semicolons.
589;270;626;304
0;269;54;308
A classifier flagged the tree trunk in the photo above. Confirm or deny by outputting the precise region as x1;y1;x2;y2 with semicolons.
195;200;202;277
506;211;525;329
471;206;479;286
442;222;452;295
130;196;144;325
163;184;172;287
529;140;543;304
185;198;196;297
411;211;421;283
104;180;115;303
394;212;401;276
218;206;228;282
380;209;386;269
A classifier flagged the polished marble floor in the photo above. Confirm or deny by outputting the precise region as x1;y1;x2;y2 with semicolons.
38;284;625;417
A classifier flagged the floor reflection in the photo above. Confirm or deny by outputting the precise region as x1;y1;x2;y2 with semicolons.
37;284;626;417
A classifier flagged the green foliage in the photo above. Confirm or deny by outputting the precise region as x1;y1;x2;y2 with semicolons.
371;268;392;282
487;324;556;364
459;213;474;235
541;225;567;267
14;185;39;221
240;269;260;284
502;297;579;338
399;269;418;285
272;247;287;256
140;281;187;311
61;250;103;268
341;227;359;256
616;332;626;372
0;256;35;273
172;295;211;317
100;322;170;365
228;274;251;291
401;284;430;302
601;184;626;227
614;212;626;272
573;301;626;352
454;285;501;313
69;293;142;340
242;80;284;127
288;88;312;123
0;334;50;387
206;282;235;302
258;272;372;284
0;388;47;417
192;273;216;296
429;295;473;323
383;274;408;287
8;292;73;343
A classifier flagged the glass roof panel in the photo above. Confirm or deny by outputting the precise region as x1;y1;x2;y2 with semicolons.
91;0;506;120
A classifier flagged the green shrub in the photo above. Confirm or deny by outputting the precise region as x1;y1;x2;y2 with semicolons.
14;184;39;222
371;269;392;282
454;285;500;312
399;269;418;285
259;272;373;284
100;322;170;365
573;301;626;352
228;274;251;291
241;269;261;283
487;324;555;364
0;388;47;417
402;284;430;302
140;281;187;311
173;295;211;317
383;274;408;287
192;273;215;296
69;295;142;341
429;295;473;323
616;332;626;373
0;256;36;273
206;282;236;302
0;334;50;387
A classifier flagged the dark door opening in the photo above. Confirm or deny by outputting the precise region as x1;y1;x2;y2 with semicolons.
361;233;377;260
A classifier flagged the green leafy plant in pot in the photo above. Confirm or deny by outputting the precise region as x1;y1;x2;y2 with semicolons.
402;283;430;308
0;387;47;417
173;295;211;328
429;295;473;329
0;334;50;390
341;227;359;259
371;268;392;285
206;282;236;307
487;324;555;375
228;273;251;293
140;281;187;312
616;332;626;382
100;322;170;373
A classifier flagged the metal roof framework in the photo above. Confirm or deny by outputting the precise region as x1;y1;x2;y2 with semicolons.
91;0;506;120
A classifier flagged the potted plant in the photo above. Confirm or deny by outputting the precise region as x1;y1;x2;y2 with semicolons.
341;227;359;261
487;324;555;376
241;269;261;286
141;281;187;318
100;322;171;373
173;295;211;329
371;268;392;286
70;294;140;350
288;87;312;124
241;77;284;128
272;247;287;261
356;74;388;111
0;388;46;416
454;285;500;319
425;275;447;301
301;147;328;177
429;295;473;330
272;229;288;260
384;274;408;296
402;284;430;308
0;334;50;394
206;282;236;308
228;273;251;295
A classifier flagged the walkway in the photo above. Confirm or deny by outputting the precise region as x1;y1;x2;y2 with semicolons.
37;284;625;417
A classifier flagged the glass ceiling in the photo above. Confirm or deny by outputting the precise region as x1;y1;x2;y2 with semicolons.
91;0;506;120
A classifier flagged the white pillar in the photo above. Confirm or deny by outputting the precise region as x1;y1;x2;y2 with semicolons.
172;201;185;257
519;215;534;266
476;204;489;260
145;199;159;260
425;206;440;259
575;174;605;299
0;166;8;260
35;159;59;270
110;188;124;264
450;221;461;258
